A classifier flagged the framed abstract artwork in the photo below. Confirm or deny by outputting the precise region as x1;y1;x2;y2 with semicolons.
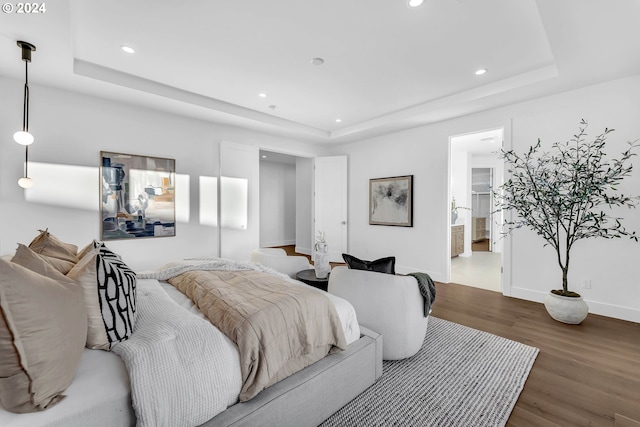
369;175;413;227
100;151;176;240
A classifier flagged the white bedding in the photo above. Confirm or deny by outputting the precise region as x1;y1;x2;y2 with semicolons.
112;279;242;427
0;272;360;426
0;349;133;427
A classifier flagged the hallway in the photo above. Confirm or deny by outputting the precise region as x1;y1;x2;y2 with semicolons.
451;250;501;292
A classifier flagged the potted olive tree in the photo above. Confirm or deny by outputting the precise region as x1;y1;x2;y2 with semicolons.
494;120;638;324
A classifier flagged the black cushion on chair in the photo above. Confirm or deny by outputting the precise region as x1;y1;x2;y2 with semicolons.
342;254;396;275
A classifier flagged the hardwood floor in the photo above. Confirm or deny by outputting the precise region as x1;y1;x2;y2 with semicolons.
276;245;639;425
472;238;490;251
431;282;640;426
276;245;346;268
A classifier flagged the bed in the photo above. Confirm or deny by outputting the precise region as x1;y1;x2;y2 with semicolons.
0;236;382;427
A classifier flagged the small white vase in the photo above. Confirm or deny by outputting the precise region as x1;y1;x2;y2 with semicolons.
543;292;589;324
314;242;331;279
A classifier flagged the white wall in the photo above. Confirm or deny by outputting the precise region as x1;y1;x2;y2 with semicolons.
451;147;472;256
0;78;322;270
330;74;640;323
3;74;639;322
295;157;313;255
259;160;296;247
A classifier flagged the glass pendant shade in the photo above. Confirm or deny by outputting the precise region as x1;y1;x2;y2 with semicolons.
14;130;34;145
18;177;34;189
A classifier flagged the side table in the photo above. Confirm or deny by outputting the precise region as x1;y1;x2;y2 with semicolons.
295;269;329;292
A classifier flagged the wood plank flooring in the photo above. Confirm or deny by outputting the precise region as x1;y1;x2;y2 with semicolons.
430;282;640;426
276;245;640;425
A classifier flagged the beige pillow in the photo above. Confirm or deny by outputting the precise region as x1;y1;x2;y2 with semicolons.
67;247;110;350
68;243;137;350
11;244;68;278
77;240;97;261
27;229;79;274
0;259;87;413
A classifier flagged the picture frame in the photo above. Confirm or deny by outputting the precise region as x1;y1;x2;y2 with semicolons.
100;151;176;240
369;175;413;227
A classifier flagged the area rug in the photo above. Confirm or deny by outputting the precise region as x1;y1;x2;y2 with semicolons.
321;317;539;427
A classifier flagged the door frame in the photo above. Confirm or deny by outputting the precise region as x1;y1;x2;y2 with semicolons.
313;155;348;263
471;166;495;252
447;120;512;296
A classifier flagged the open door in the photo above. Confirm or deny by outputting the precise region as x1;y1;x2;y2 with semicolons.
313;156;348;263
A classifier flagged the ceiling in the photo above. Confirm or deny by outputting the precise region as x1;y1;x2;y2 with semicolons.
259;150;297;165
451;128;503;155
1;0;639;145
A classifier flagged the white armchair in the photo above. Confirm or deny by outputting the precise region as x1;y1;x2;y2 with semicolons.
250;248;312;279
328;266;429;360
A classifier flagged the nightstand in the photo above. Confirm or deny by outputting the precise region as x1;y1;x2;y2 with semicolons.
295;269;329;292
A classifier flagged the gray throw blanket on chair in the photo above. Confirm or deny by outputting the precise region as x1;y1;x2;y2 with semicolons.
407;272;436;317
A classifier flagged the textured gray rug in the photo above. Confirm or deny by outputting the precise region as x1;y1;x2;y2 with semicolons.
321;317;539;427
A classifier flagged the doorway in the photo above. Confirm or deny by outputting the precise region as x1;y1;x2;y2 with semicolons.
257;151;348;261
258;150;298;249
449;129;504;293
471;167;492;252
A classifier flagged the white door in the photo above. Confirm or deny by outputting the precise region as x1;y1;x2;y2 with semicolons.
313;156;348;263
220;141;259;260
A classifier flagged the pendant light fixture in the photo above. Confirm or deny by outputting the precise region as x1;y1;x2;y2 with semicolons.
15;40;36;189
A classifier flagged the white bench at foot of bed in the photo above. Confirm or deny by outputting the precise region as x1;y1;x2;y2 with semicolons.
204;326;383;427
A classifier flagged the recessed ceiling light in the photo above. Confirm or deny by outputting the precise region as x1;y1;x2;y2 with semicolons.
261;155;267;159
259;93;267;98
475;68;487;75
121;45;135;54
311;57;325;66
335;119;342;123
408;0;424;7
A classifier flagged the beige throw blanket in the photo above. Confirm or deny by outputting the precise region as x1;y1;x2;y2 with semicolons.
168;269;347;401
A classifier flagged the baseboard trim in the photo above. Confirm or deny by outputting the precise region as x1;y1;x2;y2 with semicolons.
509;287;640;323
261;240;296;248
616;413;640;427
395;265;445;283
295;246;311;256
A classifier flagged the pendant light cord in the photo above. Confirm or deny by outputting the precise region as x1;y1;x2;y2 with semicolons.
23;60;29;132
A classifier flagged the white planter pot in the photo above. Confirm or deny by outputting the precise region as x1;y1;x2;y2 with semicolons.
543;292;589;324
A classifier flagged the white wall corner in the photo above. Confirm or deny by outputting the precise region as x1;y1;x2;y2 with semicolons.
295;246;311;256
395;265;445;283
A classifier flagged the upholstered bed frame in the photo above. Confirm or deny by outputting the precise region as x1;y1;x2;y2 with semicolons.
1;230;383;426
207;326;382;427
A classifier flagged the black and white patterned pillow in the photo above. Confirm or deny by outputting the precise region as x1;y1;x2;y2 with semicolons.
94;243;137;348
68;240;137;350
